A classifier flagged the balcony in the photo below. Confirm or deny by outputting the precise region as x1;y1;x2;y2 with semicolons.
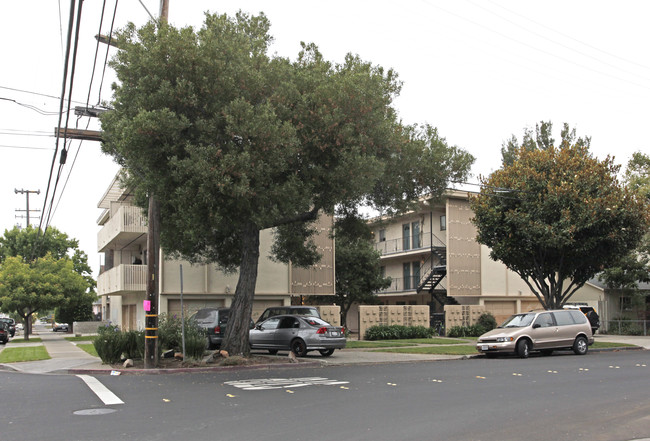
97;264;147;296
98;205;147;252
374;232;445;256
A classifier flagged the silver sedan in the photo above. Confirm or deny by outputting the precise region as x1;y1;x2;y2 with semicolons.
250;315;346;357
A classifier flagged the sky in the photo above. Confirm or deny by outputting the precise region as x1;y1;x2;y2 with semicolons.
1;0;649;277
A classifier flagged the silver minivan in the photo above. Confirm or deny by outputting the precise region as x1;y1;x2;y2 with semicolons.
476;309;594;358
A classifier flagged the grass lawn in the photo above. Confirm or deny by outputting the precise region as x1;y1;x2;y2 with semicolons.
0;346;50;363
592;341;638;349
9;338;43;343
65;336;96;342
346;338;471;349
374;345;479;355
76;343;98;357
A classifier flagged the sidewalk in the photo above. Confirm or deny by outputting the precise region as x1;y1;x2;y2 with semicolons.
0;331;646;375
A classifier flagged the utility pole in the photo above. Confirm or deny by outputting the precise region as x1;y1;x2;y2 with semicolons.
14;189;41;228
144;0;169;369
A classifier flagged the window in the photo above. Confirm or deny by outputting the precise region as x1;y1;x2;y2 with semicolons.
553;311;575;326
380;266;386;278
402;224;410;250
440;215;446;231
378;229;386;242
412;222;421;248
403;262;411;290
620;297;633;311
534;313;555;328
412;261;420;287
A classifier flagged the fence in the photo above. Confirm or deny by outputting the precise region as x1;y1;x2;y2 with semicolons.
603;320;649;336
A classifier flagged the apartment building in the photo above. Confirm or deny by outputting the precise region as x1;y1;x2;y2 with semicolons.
366;190;603;326
96;174;335;330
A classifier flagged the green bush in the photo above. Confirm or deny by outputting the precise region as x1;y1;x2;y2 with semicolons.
477;313;497;331
446;324;486;338
364;325;436;341
158;313;206;360
93;323;126;364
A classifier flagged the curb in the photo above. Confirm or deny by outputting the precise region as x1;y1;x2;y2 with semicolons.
64;360;323;375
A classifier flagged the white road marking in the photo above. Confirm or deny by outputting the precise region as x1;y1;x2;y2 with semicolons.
76;375;124;405
224;377;349;391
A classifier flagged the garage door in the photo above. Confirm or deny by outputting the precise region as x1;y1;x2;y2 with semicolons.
484;301;516;326
167;299;224;318
521;300;542;312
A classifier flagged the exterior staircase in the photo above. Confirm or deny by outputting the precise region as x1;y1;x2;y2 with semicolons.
416;245;458;305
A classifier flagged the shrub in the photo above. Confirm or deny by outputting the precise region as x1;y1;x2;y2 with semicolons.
94;323;125;364
606;318;644;336
477;313;497;331
364;325;436;340
158;313;206;360
446;324;486;338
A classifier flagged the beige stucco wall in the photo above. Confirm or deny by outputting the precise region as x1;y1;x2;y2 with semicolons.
291;213;336;296
446;198;481;297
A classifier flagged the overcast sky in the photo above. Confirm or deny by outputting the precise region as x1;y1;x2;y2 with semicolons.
1;0;649;276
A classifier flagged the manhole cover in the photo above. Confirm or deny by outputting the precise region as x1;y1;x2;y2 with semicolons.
74;408;117;416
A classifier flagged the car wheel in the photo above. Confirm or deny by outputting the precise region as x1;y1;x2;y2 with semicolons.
290;339;308;357
540;349;554;356
319;349;335;357
573;336;588;355
268;349;278;355
516;339;530;358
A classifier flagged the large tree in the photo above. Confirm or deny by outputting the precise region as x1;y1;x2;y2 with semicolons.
0;255;88;340
100;13;473;356
0;226;96;337
471;142;649;310
599;152;650;289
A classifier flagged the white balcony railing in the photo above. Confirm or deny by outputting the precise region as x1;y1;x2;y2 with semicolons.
97;264;147;295
97;205;147;251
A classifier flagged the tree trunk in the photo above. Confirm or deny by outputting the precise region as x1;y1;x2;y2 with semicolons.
222;223;260;357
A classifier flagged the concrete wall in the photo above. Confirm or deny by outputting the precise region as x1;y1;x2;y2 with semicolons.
444;305;485;329
358;305;429;339
73;321;109;334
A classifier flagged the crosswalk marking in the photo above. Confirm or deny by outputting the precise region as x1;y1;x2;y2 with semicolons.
76;375;124;405
224;377;349;391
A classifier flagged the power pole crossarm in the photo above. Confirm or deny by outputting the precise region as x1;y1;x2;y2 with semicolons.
54;127;102;141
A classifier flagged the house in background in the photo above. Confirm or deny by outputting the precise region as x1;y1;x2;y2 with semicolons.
348;189;605;332
96;173;335;330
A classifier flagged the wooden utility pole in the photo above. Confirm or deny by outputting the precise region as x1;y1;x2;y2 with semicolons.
14;189;40;227
143;0;169;369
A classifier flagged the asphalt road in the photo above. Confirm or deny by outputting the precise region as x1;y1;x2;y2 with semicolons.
1;350;648;441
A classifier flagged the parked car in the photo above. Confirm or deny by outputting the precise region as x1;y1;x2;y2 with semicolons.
476;309;594;358
563;305;600;335
0;322;9;344
0;317;15;337
256;306;320;323
15;323;23;332
53;322;69;332
191;308;254;350
250;315;346;357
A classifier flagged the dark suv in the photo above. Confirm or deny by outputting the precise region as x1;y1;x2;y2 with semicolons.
0;322;9;344
191;308;254;350
0;318;15;338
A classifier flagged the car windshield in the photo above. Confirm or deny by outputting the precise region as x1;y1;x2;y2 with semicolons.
500;313;536;328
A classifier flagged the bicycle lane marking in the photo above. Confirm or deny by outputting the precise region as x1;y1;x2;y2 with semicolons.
76;375;124;405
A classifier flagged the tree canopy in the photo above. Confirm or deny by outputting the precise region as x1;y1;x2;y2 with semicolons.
100;12;474;355
599;152;650;289
500;121;591;167
0;226;96;338
471;141;649;310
